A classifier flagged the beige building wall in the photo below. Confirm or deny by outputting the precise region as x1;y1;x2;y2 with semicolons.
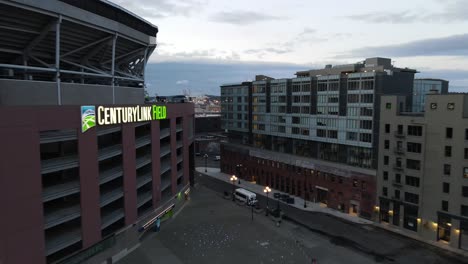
378;94;468;252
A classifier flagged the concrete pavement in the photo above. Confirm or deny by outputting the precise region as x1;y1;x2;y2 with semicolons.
196;167;468;264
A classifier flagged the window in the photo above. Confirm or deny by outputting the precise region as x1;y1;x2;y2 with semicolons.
404;192;419;204
362;181;367;190
384;156;389;165
465;167;468;178
406;159;421;170
465;129;468;140
393;174;400;184
361;94;373;103
360;120;372;130
360;133;372;143
386;103;392;109
347;132;357;141
446;127;453;139
444;164;451;176
385;124;390;133
353;179;358;187
462;205;468;217
405;176;420;187
383;171;388;181
394;190;400;199
317;129;326;138
384;140;390;149
407;142;422;153
443;182;450;193
462;186;468;197
442;201;449;211
445;146;452;157
407;126;422;136
465;148;468;159
383;187;388;196
328;130;338;139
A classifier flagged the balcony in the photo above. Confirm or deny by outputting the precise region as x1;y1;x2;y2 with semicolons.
393;164;404;171
44;204;81;230
391;196;401;201
135;135;151;149
394;147;405;155
101;208;125;229
394;131;405;138
41;155;79;174
98;144;122;162
392;181;403;188
43;180;80;202
177;170;184;179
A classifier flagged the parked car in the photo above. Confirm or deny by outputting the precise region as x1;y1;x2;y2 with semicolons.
213;155;221;161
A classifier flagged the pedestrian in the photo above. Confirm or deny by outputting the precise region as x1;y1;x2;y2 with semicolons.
154;218;161;232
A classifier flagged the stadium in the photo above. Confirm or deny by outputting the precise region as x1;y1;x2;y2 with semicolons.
0;1;194;263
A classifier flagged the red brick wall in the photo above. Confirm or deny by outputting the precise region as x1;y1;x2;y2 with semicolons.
221;147;376;218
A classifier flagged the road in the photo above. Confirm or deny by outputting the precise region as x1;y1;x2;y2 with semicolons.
197;172;468;264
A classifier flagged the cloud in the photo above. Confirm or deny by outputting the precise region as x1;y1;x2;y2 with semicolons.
340;33;468;58
112;0;205;19
210;11;286;25
345;0;468;23
176;80;189;85
243;27;325;58
154;48;242;62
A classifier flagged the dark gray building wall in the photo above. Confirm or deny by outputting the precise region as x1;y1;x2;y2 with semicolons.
0;79;144;105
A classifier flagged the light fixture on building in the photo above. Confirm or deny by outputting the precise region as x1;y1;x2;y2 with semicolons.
447;223;452;227
455;229;460;234
388;210;394;216
417;218;421;223
374;206;380;211
432;222;438;228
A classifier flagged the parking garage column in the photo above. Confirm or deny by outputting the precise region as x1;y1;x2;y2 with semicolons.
79;126;101;248
122;124;137;225
151;121;161;207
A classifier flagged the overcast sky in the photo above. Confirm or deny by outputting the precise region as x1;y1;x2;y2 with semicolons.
114;0;468;95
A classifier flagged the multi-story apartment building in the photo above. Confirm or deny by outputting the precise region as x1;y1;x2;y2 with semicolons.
378;94;468;252
221;57;416;218
412;79;449;112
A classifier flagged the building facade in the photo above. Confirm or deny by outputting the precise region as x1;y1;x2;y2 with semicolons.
378;94;468;252
221;58;416;218
0;1;195;264
412;79;449;112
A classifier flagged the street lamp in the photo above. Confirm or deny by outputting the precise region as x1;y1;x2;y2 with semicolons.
230;175;238;201
264;186;271;216
236;164;243;184
204;154;208;172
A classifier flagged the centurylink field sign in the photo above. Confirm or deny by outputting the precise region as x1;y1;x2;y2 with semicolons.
81;105;167;133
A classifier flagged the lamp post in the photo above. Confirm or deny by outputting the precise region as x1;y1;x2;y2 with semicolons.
236;164;243;184
230;175;237;201
204;154;208;172
264;186;271;216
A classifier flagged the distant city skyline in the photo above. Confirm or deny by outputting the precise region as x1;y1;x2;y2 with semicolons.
114;0;468;95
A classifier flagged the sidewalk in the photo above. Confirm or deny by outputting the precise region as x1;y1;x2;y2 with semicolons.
195;167;373;225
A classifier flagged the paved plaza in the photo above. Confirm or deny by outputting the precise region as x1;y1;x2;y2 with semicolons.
120;184;377;264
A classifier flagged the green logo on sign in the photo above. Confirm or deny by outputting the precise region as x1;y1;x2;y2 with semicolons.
81;106;96;133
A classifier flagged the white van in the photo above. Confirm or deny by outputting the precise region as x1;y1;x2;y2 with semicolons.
234;188;258;205
213;155;221;161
